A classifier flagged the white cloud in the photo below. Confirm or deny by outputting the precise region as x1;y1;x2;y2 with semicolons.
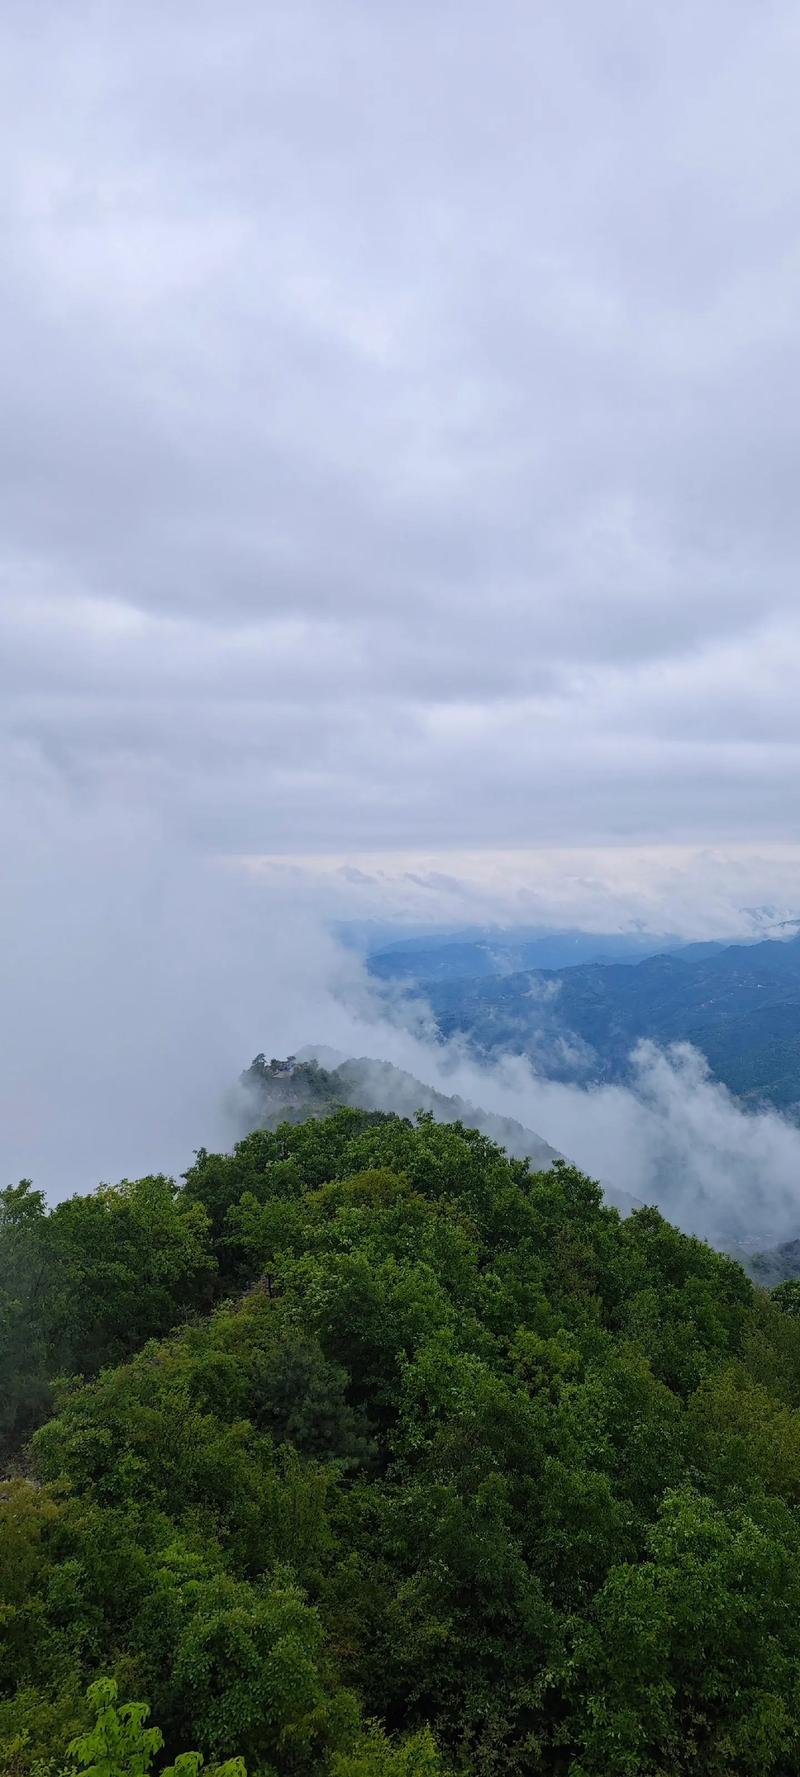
4;1;800;1225
2;1;800;862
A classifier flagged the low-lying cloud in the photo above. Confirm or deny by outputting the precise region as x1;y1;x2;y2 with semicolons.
434;1040;800;1251
3;803;799;1263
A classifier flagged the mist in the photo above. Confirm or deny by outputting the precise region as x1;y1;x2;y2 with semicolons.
411;1040;800;1251
286;1028;800;1254
0;795;364;1194
2;792;799;1261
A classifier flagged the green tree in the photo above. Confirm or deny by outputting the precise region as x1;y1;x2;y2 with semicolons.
0;1180;53;1457
6;1108;800;1775
771;1276;800;1316
66;1678;245;1777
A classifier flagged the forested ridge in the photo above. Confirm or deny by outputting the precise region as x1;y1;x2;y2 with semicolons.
4;1104;800;1775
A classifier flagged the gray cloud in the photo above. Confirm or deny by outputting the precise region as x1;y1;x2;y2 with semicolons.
2;0;800;868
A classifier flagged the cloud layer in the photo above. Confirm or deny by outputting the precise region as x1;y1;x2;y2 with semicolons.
3;0;800;872
4;3;800;1238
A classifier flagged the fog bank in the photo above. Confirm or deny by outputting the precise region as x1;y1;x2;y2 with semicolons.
1;801;799;1255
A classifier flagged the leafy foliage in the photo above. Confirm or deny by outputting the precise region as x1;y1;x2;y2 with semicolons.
0;1173;214;1463
3;1104;800;1774
66;1677;245;1777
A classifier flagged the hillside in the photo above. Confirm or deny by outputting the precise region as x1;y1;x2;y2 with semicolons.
238;1052;561;1164
419;932;800;1109
234;1053;654;1222
5;1107;800;1775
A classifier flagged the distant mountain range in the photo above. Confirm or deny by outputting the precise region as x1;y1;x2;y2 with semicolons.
367;911;800;985
370;931;800;1112
369;927;684;979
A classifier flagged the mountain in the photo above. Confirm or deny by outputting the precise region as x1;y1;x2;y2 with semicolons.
368;926;683;982
6;1104;800;1776
738;1235;800;1288
237;1052;561;1169
415;932;800;1109
235;1053;652;1220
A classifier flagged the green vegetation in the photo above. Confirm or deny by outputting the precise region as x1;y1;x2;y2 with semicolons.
238;1057;558;1172
3;1104;800;1774
66;1678;245;1777
240;1056;344;1125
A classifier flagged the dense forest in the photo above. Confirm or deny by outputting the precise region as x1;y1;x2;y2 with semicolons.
4;1101;800;1775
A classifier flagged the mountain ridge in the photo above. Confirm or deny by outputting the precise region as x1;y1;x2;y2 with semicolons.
414;930;800;1109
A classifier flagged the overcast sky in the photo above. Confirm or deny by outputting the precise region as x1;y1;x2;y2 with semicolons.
3;0;800;925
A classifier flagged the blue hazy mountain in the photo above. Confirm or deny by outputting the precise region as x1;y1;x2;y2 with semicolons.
368;926;685;982
404;932;800;1111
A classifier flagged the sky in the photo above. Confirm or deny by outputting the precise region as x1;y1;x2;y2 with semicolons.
2;0;800;928
3;2;800;1198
